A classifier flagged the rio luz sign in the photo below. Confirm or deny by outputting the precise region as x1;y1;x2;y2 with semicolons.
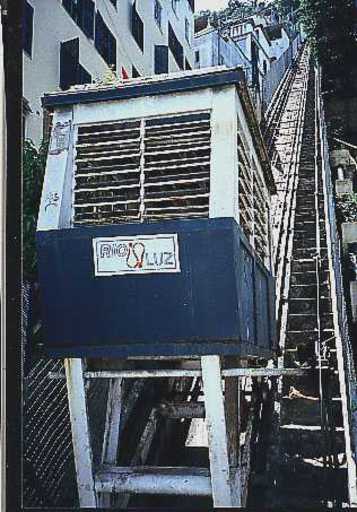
93;234;180;276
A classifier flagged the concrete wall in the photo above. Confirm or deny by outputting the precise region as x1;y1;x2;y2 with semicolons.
24;0;194;146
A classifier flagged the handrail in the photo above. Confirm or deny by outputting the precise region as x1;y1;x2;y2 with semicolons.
316;64;357;505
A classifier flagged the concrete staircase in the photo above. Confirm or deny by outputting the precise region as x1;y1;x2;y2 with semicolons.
251;59;349;508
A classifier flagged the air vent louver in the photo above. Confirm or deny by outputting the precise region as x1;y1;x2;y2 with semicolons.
73;112;211;225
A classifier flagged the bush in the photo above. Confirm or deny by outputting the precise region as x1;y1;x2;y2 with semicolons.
23;139;48;279
336;193;357;224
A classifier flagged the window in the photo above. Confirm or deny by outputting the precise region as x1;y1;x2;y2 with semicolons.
172;0;179;14
185;58;192;70
23;98;32;140
154;0;162;30
60;38;92;90
168;23;184;69
23;1;34;57
154;45;168;74
187;0;194;11
108;0;117;7
131;2;144;52
185;18;190;44
132;65;141;78
263;60;267;74
95;12;117;68
62;0;95;39
195;50;200;63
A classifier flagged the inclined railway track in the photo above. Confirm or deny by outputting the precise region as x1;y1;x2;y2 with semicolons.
253;44;357;508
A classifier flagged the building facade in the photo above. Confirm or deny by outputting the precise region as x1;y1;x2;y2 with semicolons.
194;24;251;75
23;0;195;145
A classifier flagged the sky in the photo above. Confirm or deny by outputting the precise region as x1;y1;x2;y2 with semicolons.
195;0;229;12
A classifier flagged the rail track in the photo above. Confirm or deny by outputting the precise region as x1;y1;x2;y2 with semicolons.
252;43;357;508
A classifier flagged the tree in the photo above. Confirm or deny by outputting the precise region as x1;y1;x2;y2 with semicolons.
300;0;357;93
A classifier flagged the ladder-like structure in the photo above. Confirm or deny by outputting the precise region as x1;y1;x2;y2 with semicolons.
57;358;305;508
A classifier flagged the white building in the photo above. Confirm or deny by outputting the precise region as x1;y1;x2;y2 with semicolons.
194;24;251;74
265;24;290;60
23;0;195;145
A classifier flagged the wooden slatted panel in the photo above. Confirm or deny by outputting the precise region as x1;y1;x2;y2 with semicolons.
143;112;211;221
253;166;269;264
73;113;211;225
237;131;254;241
74;120;141;224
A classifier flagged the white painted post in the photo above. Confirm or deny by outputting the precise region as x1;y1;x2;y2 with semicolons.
209;87;238;221
64;358;97;508
201;355;241;507
99;378;123;508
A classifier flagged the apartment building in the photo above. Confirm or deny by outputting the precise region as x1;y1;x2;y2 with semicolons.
23;0;195;145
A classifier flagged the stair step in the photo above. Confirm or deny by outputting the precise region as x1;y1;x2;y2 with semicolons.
282;373;341;397
281;397;342;427
292;247;328;259
289;282;330;298
274;463;348;503
290;271;329;286
280;425;345;459
291;259;329;273
287;313;334;331
288;297;332;314
285;328;335;346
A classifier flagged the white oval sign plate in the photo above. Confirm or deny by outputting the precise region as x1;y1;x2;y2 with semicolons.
93;234;180;276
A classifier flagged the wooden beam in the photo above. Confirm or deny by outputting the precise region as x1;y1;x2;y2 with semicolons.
99;378;123;508
49;367;308;380
95;466;212;496
201;355;241;507
64;359;97;508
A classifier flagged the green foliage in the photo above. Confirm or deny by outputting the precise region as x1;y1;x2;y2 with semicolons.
277;0;300;16
23;139;48;279
300;0;357;91
336;193;357;223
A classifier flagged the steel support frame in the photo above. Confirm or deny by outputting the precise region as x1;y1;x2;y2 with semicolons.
64;356;273;508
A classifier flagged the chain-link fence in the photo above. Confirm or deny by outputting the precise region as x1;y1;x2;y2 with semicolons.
22;281;78;507
22;280;155;507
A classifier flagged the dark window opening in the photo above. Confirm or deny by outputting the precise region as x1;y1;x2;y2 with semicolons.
195;50;200;63
60;38;92;90
132;65;141;78
187;0;194;11
109;0;117;7
23;1;34;57
131;2;144;52
185;18;190;44
62;0;95;39
168;23;184;69
172;0;179;14
154;0;162;30
154;45;169;74
185;58;192;70
95;11;117;68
